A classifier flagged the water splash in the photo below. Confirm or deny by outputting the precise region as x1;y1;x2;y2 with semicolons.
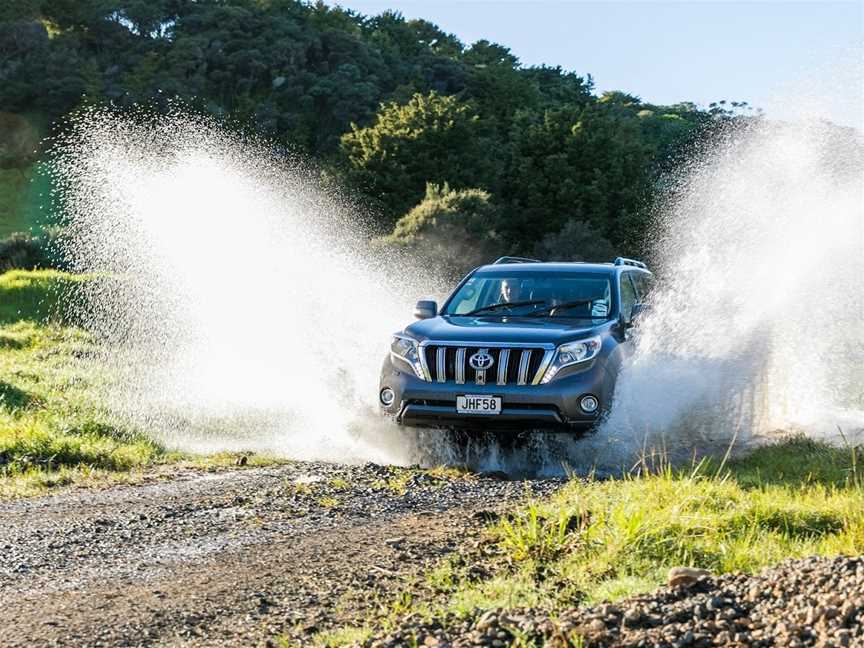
51;107;447;464
596;118;864;465
50;103;863;475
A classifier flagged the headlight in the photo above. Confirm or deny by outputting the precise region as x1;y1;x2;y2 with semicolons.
391;335;425;379
540;336;602;384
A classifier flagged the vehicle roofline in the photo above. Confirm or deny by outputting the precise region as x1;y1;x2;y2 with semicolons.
475;262;652;273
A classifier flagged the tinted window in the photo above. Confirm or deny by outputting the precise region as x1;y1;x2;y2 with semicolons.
620;273;637;321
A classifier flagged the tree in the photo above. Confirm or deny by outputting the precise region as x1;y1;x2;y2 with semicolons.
0;0;725;264
341;92;496;221
533;219;618;262
499;102;652;253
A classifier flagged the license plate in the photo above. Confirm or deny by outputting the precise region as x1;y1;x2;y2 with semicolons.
456;395;502;415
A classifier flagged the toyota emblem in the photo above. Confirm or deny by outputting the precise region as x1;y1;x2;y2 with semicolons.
469;350;494;371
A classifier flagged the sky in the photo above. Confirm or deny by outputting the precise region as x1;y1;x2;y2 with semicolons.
336;1;864;128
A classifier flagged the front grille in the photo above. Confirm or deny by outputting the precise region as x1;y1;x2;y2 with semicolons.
422;345;549;385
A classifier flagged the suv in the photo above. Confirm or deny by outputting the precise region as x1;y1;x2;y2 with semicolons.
379;257;652;432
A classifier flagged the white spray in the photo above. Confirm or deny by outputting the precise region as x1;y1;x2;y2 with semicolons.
50;103;863;474
595;119;864;466
51;108;448;464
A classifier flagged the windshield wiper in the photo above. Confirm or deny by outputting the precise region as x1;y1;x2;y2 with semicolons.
526;300;597;317
464;300;545;316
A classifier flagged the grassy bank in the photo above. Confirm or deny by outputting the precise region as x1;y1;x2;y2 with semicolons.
0;269;169;497
316;438;864;645
0;270;269;498
475;438;862;608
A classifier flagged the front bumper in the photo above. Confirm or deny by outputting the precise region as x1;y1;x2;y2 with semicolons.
379;357;614;431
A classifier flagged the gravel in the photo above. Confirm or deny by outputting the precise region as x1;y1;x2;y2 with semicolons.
4;462;862;647
363;555;864;647
0;460;562;647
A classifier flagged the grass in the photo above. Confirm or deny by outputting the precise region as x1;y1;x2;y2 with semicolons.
316;437;864;645
0;269;280;498
0;313;174;498
0;268;91;324
308;627;373;648
447;437;864;614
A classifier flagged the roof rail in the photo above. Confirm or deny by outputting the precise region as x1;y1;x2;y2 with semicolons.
613;257;648;269
493;256;543;265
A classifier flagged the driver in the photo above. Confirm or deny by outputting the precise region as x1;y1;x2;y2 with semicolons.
499;278;523;303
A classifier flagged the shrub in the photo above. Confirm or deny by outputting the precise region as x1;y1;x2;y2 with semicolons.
378;183;507;276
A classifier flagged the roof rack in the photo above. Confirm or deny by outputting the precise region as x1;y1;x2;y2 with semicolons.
613;257;648;269
493;256;543;265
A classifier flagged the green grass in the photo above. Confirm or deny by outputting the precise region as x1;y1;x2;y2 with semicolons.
0;268;91;324
308;626;373;648
0;269;281;498
0;316;172;498
448;438;864;614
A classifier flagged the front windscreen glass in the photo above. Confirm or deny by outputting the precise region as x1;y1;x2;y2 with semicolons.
443;271;613;319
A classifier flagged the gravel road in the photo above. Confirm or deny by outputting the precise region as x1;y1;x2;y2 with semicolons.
0;462;562;647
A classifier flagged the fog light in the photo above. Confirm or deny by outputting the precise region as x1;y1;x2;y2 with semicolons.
580;395;599;413
380;387;395;406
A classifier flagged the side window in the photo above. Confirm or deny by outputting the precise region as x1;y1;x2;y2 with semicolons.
632;273;653;303
620;273;637;321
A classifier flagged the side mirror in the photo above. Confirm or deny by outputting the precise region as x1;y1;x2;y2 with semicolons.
413;299;437;320
621;303;649;329
631;303;650;320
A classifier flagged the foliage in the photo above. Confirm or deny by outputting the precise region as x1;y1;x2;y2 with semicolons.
342;92;496;220
0;1;741;267
0;111;41;170
0;228;65;272
498;102;653;253
0;232;47;272
378;183;506;275
532;219;618;262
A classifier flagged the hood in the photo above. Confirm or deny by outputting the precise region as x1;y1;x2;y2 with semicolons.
404;315;603;345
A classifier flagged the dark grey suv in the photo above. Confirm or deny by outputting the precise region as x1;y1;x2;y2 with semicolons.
379;257;652;432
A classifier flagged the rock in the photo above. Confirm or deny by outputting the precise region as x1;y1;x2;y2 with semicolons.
475;609;499;632
622;608;643;627
592;618;607;631
668;566;712;588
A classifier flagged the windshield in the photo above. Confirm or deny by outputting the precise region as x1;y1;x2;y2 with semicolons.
443;271;613;319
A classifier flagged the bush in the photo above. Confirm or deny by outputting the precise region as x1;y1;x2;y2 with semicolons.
378;183;507;276
0;232;47;272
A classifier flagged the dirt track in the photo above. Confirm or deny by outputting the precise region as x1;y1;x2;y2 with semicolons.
0;462;561;647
